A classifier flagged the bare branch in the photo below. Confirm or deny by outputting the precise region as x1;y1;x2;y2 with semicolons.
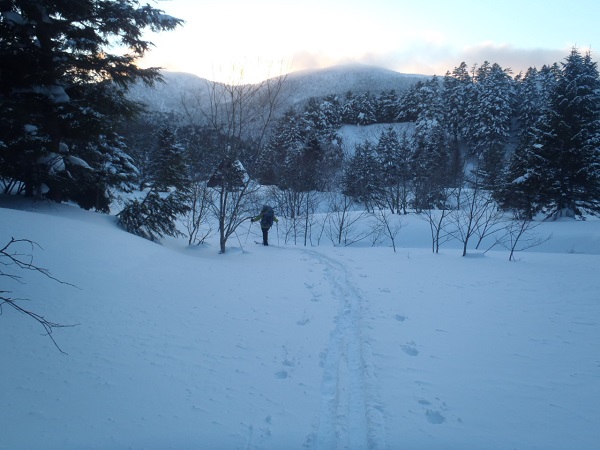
1;238;78;353
1;238;77;287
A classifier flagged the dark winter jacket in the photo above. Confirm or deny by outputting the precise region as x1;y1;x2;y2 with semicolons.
251;207;278;229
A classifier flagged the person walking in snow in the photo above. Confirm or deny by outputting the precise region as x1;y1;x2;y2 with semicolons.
251;205;278;246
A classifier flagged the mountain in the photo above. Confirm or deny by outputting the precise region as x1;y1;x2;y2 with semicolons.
280;63;428;104
126;64;430;117
126;71;209;114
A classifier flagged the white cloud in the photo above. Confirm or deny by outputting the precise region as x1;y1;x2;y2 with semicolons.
286;42;574;78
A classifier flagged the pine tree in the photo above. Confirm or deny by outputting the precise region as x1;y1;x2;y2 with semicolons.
376;90;401;123
501;49;600;218
377;126;404;213
442;62;472;159
356;91;378;125
342;141;380;209
302;95;342;134
514;65;558;140
258;108;300;185
411;77;452;210
537;49;600;217
499;65;558;216
0;0;182;206
117;189;189;242
341;91;359;124
468;63;515;191
150;128;190;192
118;127;191;242
397;81;424;122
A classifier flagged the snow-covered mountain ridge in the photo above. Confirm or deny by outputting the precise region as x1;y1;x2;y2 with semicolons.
127;64;429;115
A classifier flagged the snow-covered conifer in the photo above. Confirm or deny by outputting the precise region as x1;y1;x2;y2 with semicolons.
0;0;182;206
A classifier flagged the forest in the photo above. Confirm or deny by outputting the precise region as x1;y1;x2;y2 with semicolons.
2;1;600;254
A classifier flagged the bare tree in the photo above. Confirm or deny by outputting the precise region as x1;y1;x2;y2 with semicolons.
324;192;373;246
276;190;319;246
501;212;552;261
207;159;259;253
372;208;405;252
418;187;456;253
474;201;507;250
1;238;77;353
185;66;288;253
449;178;498;256
182;181;214;245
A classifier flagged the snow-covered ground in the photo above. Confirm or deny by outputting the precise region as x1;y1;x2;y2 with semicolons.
1;195;599;450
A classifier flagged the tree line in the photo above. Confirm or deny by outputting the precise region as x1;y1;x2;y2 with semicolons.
255;50;600;223
2;1;600;256
116;47;599;255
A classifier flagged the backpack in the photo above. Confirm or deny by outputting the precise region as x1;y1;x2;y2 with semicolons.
260;206;275;228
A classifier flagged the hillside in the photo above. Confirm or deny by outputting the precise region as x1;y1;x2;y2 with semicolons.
126;64;429;117
1;196;599;449
278;64;428;106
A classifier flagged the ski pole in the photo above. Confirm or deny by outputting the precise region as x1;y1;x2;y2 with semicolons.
234;230;245;253
244;217;252;245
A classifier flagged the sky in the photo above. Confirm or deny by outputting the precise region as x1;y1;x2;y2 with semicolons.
140;0;600;83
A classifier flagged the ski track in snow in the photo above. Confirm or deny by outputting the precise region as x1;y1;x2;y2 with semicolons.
300;249;386;450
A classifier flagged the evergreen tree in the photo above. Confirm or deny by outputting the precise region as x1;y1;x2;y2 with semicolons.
397;81;425;122
501;49;600;218
411;77;452;210
513;65;558;140
341;91;359;124
258;107;303;185
117;188;190;242
71;132;138;212
342;141;380;209
442;62;473;152
283;136;324;193
499;65;558;216
150;127;190;192
264;100;342;196
536;49;600;217
376;90;401;123
356;91;378;125
300;97;343;187
377;126;412;213
0;0;182;207
118;127;191;242
302;95;342;134
468;63;515;191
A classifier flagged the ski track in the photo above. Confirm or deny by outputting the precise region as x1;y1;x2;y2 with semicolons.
301;249;386;450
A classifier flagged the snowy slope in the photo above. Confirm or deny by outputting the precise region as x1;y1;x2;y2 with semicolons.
1;197;599;450
126;64;427;117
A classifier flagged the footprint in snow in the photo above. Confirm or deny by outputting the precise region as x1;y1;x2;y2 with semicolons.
426;409;446;424
395;314;407;322
274;370;288;379
402;341;419;356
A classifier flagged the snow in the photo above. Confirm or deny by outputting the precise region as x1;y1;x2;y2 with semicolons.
1;11;26;26
23;124;38;134
1;195;599;450
338;123;414;155
66;155;93;170
32;84;70;103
